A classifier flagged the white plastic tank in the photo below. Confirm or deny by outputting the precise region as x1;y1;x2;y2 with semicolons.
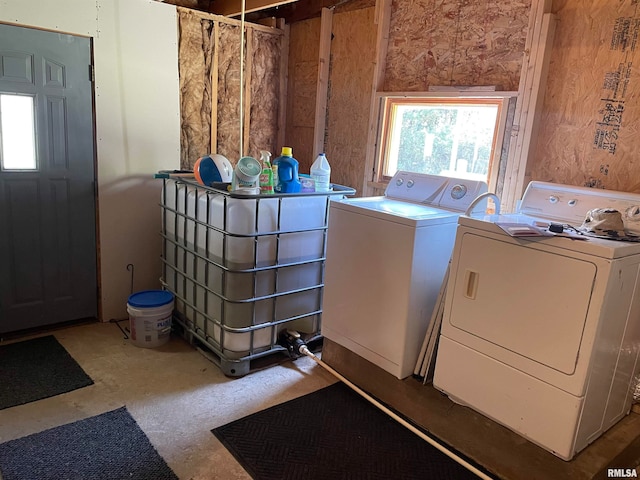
161;179;327;357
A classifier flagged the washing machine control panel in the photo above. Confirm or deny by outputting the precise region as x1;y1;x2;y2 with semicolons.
384;171;488;212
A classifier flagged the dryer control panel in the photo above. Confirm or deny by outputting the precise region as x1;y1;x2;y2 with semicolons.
519;181;640;224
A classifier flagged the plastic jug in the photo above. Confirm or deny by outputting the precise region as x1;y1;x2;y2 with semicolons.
274;147;301;193
310;153;331;192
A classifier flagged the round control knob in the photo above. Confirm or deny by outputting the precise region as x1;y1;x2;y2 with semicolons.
450;184;468;200
407;179;415;188
568;199;577;206
396;178;404;186
549;195;559;204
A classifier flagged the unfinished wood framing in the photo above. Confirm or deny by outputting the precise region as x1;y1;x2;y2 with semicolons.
178;9;211;168
278;20;289;149
501;0;555;212
210;21;220;153
177;7;284;168
210;0;298;17
285;4;377;180
243;28;253;156
362;0;391;196
362;0;531;197
323;5;377;194
312;7;333;158
247;28;282;158
285;18;322;169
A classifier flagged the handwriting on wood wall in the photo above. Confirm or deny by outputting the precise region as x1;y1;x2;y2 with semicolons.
530;0;640;192
592;15;637;157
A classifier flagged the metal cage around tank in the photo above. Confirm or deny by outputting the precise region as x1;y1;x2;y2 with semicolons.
159;177;355;376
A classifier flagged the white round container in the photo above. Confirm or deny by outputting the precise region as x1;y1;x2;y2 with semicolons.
127;290;174;348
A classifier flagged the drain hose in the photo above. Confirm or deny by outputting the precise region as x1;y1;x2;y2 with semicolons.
292;339;493;480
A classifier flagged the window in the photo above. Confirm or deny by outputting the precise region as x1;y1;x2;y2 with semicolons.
0;93;37;170
374;92;516;191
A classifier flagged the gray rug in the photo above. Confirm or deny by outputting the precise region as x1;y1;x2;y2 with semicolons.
0;335;94;410
0;407;178;480
213;382;493;479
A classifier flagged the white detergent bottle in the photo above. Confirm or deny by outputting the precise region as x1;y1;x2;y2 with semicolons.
310;153;331;192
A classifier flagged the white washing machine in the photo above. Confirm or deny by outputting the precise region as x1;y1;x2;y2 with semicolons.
433;181;640;461
322;171;488;379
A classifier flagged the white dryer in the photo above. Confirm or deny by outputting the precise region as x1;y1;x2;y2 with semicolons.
322;171;487;379
433;181;640;461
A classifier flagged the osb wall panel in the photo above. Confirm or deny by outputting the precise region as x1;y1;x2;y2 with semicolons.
529;0;640;192
248;29;281;159
285;18;321;168
384;0;531;91
325;7;377;194
178;8;282;169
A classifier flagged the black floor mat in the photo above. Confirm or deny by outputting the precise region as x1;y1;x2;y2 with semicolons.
212;382;493;480
0;407;178;480
0;335;94;410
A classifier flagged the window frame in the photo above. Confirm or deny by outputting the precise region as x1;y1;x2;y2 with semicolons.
371;91;517;194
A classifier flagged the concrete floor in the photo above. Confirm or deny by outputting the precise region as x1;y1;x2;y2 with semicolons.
1;322;638;480
0;322;336;480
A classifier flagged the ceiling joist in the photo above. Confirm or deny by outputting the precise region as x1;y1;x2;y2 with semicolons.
209;0;299;17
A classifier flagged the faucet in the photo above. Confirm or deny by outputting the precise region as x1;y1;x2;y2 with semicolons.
464;192;501;216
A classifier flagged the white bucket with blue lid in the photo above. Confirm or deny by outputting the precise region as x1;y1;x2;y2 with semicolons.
127;290;174;348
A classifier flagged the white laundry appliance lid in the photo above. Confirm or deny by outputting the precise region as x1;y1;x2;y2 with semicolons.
331;196;462;227
330;171;489;227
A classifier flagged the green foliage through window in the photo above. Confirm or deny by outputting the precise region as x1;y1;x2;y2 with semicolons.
376;94;512;187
